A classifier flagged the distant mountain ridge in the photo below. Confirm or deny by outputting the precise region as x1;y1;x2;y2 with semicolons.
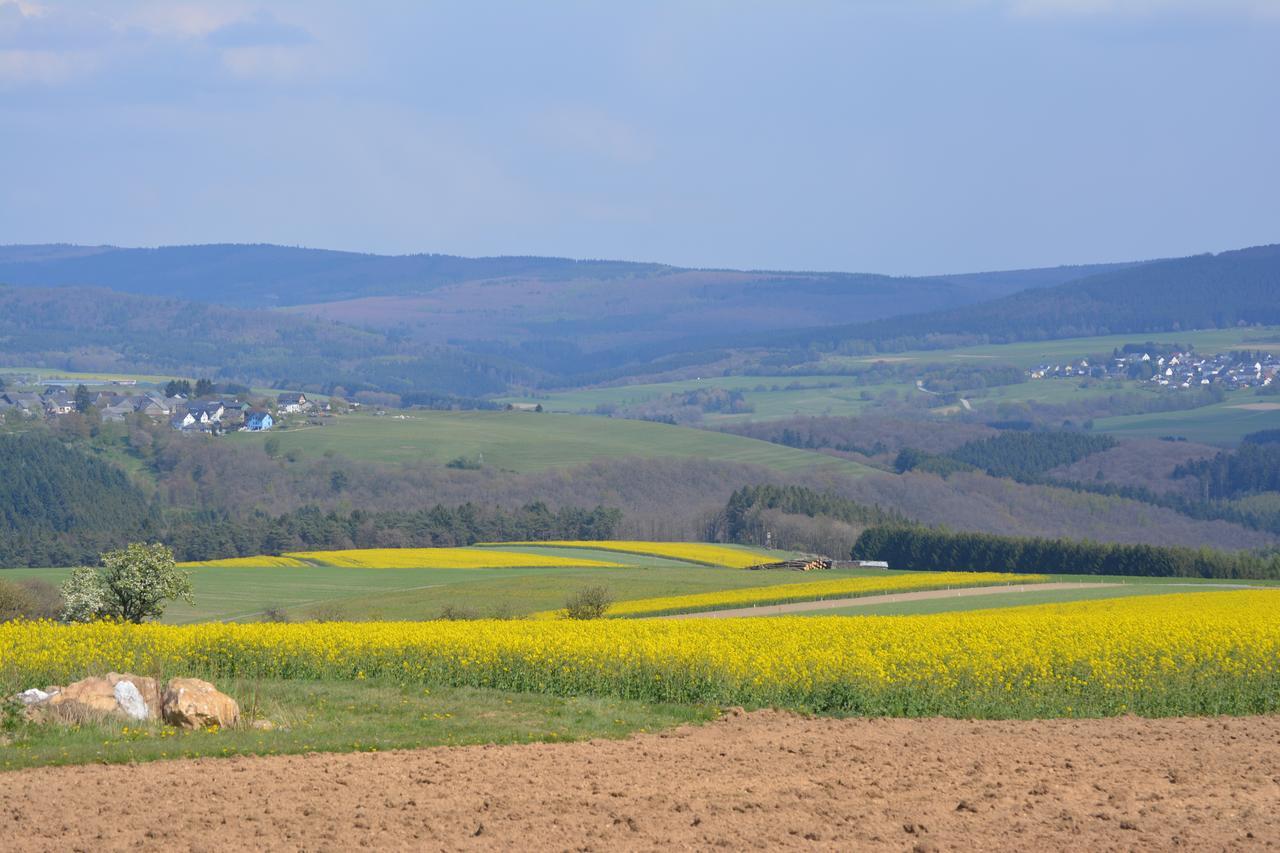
4;240;1273;393
790;243;1280;353
0;242;1133;312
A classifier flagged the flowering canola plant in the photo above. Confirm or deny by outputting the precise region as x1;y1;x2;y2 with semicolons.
182;548;625;570
178;556;309;568
482;541;775;568
593;571;1045;618
3;591;1278;717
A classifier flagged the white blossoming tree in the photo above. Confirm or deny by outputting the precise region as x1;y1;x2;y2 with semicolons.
60;543;193;623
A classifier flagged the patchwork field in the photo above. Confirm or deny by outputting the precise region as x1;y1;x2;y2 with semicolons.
6;538;1279;805
11;543;1275;625
496;326;1280;425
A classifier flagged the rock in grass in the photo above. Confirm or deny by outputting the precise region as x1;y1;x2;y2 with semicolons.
162;678;240;730
15;687;56;706
38;673;161;723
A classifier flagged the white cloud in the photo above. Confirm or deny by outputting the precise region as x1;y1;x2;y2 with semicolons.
0;1;318;86
123;3;245;39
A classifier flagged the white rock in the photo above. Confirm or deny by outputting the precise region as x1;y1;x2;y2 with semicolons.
112;680;150;721
16;688;53;706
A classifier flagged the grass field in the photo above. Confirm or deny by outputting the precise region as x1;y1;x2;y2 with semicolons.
823;327;1280;371
1093;399;1280;445
498;375;906;422
0;680;709;771
2;557;899;623
228;411;872;475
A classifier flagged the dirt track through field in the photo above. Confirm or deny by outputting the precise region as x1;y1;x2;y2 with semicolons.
661;581;1119;618
4;711;1278;851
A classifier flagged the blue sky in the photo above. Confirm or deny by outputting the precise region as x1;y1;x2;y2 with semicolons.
1;1;1277;274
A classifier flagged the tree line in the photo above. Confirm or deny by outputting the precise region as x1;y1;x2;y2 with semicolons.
850;526;1280;580
159;502;623;562
893;430;1117;481
1173;442;1280;500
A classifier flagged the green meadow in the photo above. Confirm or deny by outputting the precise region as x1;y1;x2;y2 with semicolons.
1;556;897;624
229;410;873;474
1093;400;1280;445
822;326;1280;370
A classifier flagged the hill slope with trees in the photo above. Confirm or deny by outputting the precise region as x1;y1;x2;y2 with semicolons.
799;244;1280;353
0;433;157;566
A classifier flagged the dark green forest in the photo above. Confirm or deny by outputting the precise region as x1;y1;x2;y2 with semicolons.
164;503;622;562
945;432;1118;479
1173;443;1280;500
851;526;1280;580
721;485;904;543
799;244;1280;354
893;431;1117;481
0;433;157;566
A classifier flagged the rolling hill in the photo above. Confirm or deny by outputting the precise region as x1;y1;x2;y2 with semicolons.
795;244;1280;353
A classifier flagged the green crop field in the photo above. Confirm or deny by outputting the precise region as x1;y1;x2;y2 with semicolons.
229;410;873;474
788;574;1278;617
1093;400;1280;445
2;556;898;623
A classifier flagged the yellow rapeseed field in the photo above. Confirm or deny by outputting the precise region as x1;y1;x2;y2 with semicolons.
3;591;1277;717
484;541;775;568
182;548;625;570
178;556;309;568
588;571;1046;617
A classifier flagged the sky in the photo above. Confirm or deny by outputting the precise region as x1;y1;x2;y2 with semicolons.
1;1;1277;275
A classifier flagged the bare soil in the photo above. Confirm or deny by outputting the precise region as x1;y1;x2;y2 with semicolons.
662;581;1118;619
4;711;1279;851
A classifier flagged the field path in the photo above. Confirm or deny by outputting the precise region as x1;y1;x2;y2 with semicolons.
3;710;1277;850
659;581;1120;619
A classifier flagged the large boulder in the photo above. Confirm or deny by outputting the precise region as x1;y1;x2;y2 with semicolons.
41;673;161;722
162;678;240;730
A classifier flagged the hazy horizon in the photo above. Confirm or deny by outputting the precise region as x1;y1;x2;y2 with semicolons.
2;1;1277;276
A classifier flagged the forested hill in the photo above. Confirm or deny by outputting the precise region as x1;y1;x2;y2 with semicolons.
797;243;1280;352
0;243;1130;311
0;285;530;397
0;433;156;566
0;244;669;308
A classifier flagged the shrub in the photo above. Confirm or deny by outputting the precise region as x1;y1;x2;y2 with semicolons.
563;585;613;620
309;603;345;622
0;578;63;622
260;606;290;623
0;580;36;623
14;579;62;620
438;605;480;621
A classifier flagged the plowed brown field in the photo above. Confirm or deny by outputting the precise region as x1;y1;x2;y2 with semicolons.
4;710;1278;851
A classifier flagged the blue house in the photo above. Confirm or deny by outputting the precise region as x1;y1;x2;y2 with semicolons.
244;410;274;431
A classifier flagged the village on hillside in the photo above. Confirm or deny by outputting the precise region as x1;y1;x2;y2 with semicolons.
0;376;334;434
1029;348;1279;390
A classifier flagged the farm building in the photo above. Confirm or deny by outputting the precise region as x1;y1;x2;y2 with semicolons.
244;410;274;431
277;392;311;414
